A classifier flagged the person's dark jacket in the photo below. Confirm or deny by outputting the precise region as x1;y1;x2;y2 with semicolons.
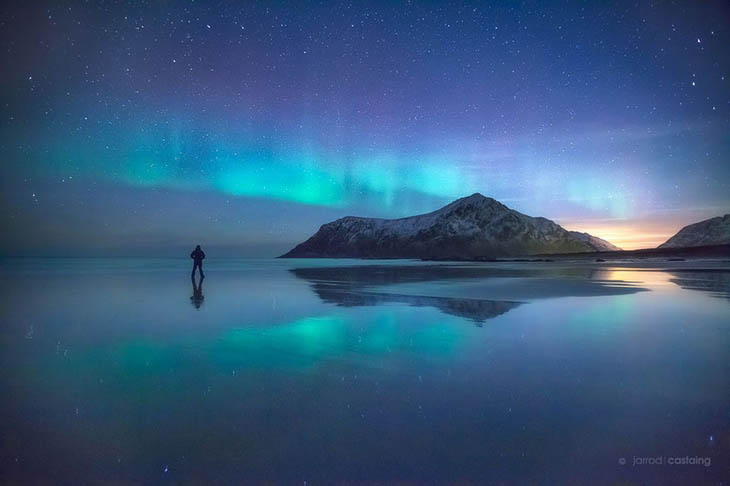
190;248;206;262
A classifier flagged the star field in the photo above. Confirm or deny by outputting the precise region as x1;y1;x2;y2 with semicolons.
1;1;729;255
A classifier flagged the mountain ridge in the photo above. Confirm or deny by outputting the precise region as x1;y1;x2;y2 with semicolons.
281;193;620;259
659;214;730;248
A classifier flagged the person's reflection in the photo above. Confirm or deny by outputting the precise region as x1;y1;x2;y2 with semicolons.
190;275;205;309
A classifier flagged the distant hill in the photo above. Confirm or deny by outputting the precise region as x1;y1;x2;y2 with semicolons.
659;214;730;248
280;193;620;259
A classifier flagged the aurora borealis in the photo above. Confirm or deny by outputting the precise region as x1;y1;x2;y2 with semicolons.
1;1;729;255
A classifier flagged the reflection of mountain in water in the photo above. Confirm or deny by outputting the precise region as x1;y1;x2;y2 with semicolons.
291;265;531;324
291;265;612;325
292;264;604;288
312;286;521;325
667;270;730;300
290;265;651;324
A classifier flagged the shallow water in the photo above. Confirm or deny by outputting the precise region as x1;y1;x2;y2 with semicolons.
0;258;728;483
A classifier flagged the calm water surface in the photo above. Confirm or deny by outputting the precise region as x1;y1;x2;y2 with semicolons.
0;258;728;483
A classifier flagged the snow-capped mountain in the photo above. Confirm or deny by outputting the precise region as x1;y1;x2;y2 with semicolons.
659;214;730;248
280;193;621;259
567;231;621;252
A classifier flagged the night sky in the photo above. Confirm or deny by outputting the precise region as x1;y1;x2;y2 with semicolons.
1;1;728;256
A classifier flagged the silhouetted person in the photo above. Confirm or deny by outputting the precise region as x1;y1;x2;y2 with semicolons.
190;275;204;309
190;245;205;278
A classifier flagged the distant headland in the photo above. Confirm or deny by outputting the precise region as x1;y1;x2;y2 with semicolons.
280;194;730;261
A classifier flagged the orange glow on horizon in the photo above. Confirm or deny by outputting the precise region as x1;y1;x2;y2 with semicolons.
561;209;728;251
562;221;680;250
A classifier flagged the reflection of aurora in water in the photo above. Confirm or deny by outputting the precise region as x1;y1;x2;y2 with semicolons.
216;316;349;369
79;311;467;380
214;311;465;369
2;260;729;484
